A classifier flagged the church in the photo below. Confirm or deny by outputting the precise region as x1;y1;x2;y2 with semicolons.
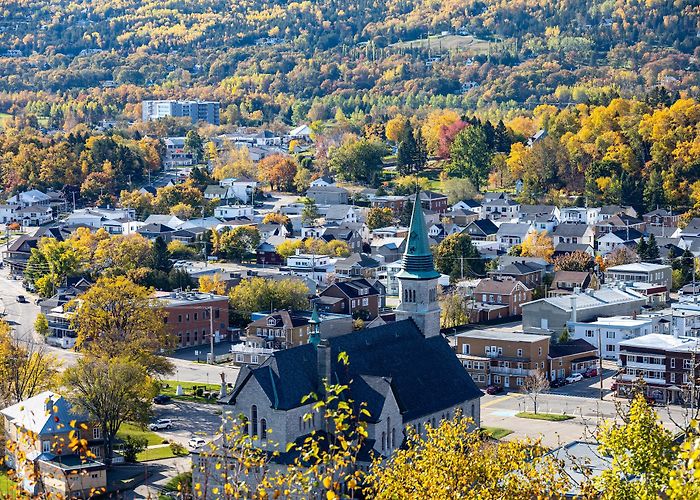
218;199;483;458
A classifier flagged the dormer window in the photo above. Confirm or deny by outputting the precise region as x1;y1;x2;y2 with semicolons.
267;318;276;327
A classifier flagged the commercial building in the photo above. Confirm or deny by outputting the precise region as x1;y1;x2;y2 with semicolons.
158;291;230;350
605;263;673;297
569;316;654;361
141;100;220;125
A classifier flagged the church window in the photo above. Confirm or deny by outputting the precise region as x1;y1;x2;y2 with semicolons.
381;432;386;451
260;419;267;439
391;428;396;449
251;405;258;437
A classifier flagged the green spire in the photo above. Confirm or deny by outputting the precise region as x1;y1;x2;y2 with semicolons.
308;303;321;346
397;196;440;279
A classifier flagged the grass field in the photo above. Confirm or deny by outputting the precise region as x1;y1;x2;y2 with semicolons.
159;380;221;404
0;113;12;128
391;34;490;53
137;446;177;462
516;412;574;422
0;470;18;498
481;427;513;439
117;422;165;446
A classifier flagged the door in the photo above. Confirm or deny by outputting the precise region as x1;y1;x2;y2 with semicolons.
540;318;548;330
504;376;510;388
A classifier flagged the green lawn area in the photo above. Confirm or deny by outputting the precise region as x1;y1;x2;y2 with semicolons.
481;426;513;439
0;469;18;498
0;113;12;128
117;422;164;446
516;412;574;422
159;472;192;500
159;380;221;404
137;446;177;462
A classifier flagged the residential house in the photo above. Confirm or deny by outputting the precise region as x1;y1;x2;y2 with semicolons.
496;223;532;251
317;278;380;319
472;278;532;317
286;252;335;284
319;226;363;253
522;286;647;334
2;392;108;497
616;334;700;404
309;175;335;188
482;198;520;221
407;190;449;213
163;137;194;168
335;253;381;279
257;224;289;241
553;242;595;258
7;189;52;208
428;222;461;242
137;223;177;242
445;208;479;226
3;233;41;275
370;237;406;263
15;205;53;226
597;228;643;255
256;236;289;266
233;309;353;365
218;177;258;204
519;205;560;224
527;129;547;147
569;315;654;361
548;339;599;381
643;209;681;228
489;260;545;288
371;226;408;240
214;205;254;220
559;207;599;225
451;199;482;219
597;205;638;222
463;219;498;241
549;271;593;296
605;263;672;295
159;291;230;350
595;214;646;236
306;185;349;205
371;195;407;214
552;223;595;247
455;330;550;389
319;206;359;227
287;124;313;142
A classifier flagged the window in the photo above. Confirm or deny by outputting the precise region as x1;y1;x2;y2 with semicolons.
362;298;369;306
251;355;259;364
260;419;267;439
606;345;616;352
671;358;676;368
236;354;243;362
251;406;258;437
462;344;470;355
178;314;182;323
538;347;542;356
516;377;524;386
214;309;220;319
684;359;692;369
517;348;523;357
494;376;501;384
606;331;616;339
381;432;386;451
391;428;396;450
585;330;594;338
43;440;51;453
670;373;676;383
92;427;100;440
194;313;198;321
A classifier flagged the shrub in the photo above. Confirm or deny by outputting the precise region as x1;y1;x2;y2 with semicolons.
122;435;148;462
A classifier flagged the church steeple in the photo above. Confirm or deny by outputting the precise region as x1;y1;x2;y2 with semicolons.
394;195;441;337
397;196;440;280
308;303;321;346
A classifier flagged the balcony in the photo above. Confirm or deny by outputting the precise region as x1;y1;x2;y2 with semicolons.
619;374;666;385
625;361;666;371
490;366;530;376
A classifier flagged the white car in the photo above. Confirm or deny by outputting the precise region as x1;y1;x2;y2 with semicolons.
188;437;206;449
148;418;173;431
566;373;584;384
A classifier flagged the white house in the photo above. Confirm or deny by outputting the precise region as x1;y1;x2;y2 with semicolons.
15;205;53;226
569;316;654;361
214;205;255;219
560;207;600;225
7;189;52;208
287;124;313;141
597;229;643;256
285;252;335;284
218;177;258;204
496;223;532;251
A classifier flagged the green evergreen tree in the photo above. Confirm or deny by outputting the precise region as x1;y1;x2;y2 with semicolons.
643;167;666;212
184;130;204;163
448;126;492;192
646;233;660;262
636;236;648;261
151;236;173;273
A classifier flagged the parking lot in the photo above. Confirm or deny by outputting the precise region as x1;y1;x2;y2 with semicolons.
150;400;224;447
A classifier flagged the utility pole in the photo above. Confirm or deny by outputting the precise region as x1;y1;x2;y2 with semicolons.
209;305;214;364
598;327;604;401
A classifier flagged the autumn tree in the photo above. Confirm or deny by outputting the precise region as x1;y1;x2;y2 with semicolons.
199;274;227;295
366;207;394;230
62;356;155;465
328;137;388;184
184;130;204;163
605;246;639;268
212;226;261;261
367;414;568;499
259;154;298;191
440;293;469;329
434;233;484;281
119;189;154;217
262;212;292;232
212;146;255;181
25;237;82;297
448;126;492;192
441;177;476;204
520;230;554;262
229;277;309;322
0;321;59;406
67;276;172;374
553;250;594;272
154;180;204;213
385;115;409;143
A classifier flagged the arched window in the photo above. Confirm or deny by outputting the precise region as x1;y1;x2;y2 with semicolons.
251;405;258;437
391;428;396;449
386;417;391;448
299;416;302;431
471;404;475;418
381;432;386;451
260;419;267;440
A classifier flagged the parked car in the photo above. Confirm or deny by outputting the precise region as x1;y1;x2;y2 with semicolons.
485;385;503;395
148;419;173;431
583;367;598;378
16;295;26;303
188;437;206;449
566;373;584;384
611;381;618;392
153;395;172;405
549;378;568;388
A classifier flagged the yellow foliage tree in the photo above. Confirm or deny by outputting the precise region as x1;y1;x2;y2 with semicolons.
520;230;555;261
421;109;460;155
199;274;227;295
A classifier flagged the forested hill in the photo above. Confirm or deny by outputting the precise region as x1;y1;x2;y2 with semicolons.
1;0;696;55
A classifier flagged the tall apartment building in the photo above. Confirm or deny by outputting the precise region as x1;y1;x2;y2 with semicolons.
141;100;220;125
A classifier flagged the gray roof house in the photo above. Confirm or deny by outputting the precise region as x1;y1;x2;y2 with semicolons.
306;185;349;205
496;223;532;250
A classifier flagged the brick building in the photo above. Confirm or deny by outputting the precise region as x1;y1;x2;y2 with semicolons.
158;291;230;349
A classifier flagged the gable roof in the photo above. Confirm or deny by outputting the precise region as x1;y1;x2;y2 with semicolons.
1;391;87;436
465;219;498;235
553;223;591;237
548;339;597;358
223;319;482;421
496;223;531;238
323;278;379;298
474;278;525;295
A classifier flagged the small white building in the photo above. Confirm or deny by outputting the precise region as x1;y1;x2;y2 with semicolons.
285;252;335;284
569;316;654;361
214;205;255;219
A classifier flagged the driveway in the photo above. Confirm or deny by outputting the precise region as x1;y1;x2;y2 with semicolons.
151;400;224;447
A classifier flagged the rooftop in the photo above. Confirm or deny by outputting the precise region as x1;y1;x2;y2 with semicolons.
606;263;671;272
456;329;550;343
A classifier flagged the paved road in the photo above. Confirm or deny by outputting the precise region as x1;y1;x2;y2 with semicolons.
151;400;224;447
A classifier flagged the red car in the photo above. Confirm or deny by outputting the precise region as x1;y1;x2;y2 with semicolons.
485;385;503;395
583;367;598;378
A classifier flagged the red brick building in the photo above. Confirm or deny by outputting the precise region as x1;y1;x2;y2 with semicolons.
158;291;230;349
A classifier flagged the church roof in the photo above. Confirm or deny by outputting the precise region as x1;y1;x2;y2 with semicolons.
396;195;440;280
221;319;482;421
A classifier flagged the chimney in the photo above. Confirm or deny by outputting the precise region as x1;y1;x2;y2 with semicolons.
316;339;332;395
570;295;577;323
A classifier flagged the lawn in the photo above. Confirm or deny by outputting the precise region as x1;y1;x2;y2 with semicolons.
391;34;491;54
159;472;192;500
0;113;11;128
117;422;164;446
0;470;18;498
159;380;221;404
137;445;177;462
481;426;513;439
516;412;574;422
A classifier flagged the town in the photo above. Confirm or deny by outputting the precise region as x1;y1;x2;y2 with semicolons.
0;98;699;498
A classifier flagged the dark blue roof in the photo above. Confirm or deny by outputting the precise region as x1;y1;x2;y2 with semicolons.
223;319;482;422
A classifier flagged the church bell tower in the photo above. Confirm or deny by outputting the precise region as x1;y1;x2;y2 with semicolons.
394;196;441;337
